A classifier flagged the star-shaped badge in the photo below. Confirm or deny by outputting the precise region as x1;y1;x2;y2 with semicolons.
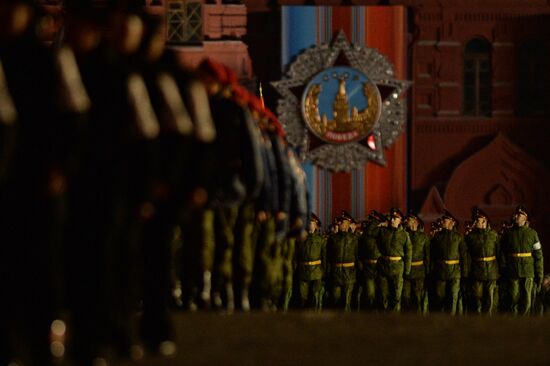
272;31;411;171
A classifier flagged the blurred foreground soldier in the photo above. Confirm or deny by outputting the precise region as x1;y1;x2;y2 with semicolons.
402;213;429;314
500;206;544;315
465;208;500;315
0;1;71;364
279;147;309;312
430;210;468;315
264;117;292;310
63;0;161;359
356;211;384;311
0;53;17;194
231;90;264;312
297;214;327;310
251;121;279;310
198;61;264;312
327;211;358;311
177;68;217;311
135;12;212;351
376;209;411;312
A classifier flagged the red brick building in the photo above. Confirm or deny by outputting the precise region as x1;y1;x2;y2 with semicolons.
37;0;254;84
142;0;253;84
405;0;550;231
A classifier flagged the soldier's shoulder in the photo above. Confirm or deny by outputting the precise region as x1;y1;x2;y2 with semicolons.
525;226;539;236
398;227;411;238
452;230;464;239
488;228;499;238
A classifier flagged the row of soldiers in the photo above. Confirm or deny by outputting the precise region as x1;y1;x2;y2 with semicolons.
0;0;310;365
296;206;545;315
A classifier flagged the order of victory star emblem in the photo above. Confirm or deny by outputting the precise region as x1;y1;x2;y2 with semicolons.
272;31;411;171
302;66;381;145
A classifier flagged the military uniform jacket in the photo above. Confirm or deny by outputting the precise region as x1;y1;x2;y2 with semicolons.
297;232;327;281
287;151;308;236
358;221;381;277
376;226;412;277
257;133;278;215
500;225;543;279
465;228;500;281
327;232;358;286
407;230;430;280
430;229;468;280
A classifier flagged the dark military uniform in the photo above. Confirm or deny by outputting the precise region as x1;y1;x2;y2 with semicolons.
376;225;412;312
402;228;430;313
0;3;73;362
357;219;381;310
137;18;209;344
465;226;500;314
500;223;543;315
327;231;358;311
279;148;308;311
251;126;280;310
430;228;468;315
297;231;327;310
232;91;264;311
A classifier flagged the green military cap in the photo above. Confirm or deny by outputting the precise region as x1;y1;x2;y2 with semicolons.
389;208;404;220
311;213;321;227
513;205;530;220
441;209;459;227
405;212;424;228
340;210;355;223
471;207;490;222
367;210;386;222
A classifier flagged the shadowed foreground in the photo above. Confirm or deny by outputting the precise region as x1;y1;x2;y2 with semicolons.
116;311;550;366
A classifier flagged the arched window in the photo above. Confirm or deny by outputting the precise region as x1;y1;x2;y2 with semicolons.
517;40;549;116
463;38;492;116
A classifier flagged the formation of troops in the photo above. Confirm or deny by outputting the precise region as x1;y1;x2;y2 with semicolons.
298;206;546;317
0;0;548;365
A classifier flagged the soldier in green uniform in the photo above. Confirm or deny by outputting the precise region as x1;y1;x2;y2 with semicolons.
376;209;412;312
297;214;327;310
430;210;468;315
465;208;500;315
251;119;280;311
499;206;544;315
402;213;430;314
356;211;384;311
279;147;309;312
327;212;358;311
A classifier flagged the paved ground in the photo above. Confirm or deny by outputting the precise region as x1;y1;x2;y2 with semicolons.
116;311;550;366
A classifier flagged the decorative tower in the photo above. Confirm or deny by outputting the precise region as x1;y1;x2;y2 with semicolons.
333;79;350;131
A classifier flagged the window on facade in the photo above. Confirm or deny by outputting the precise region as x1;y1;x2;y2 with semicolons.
167;0;203;45
463;38;492;117
517;40;549;116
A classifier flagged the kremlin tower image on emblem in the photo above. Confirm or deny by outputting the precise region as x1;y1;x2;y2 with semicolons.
303;67;381;144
